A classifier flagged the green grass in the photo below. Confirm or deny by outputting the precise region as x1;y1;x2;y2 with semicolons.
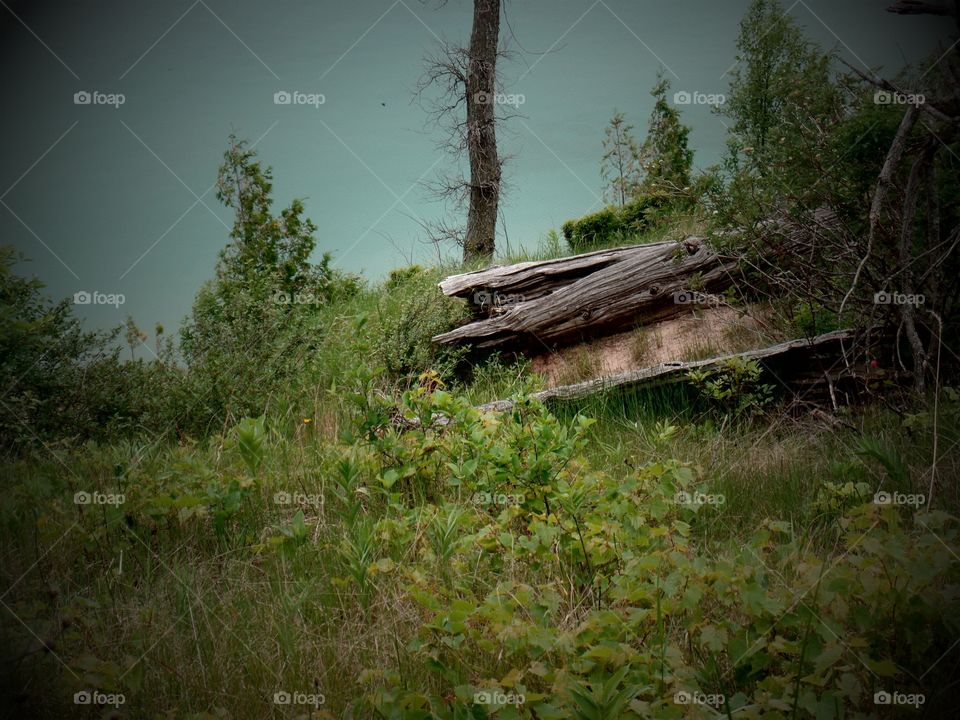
2;212;959;718
497;208;711;266
3;376;957;718
562;383;959;538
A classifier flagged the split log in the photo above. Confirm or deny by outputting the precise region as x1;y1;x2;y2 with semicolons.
438;243;654;302
434;237;736;350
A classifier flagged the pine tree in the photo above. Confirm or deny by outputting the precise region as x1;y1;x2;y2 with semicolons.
719;0;839;187
639;71;693;195
214;134;320;299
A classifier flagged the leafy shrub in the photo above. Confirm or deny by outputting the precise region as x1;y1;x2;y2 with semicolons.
0;246;191;449
561;195;670;252
2;387;957;718
178;135;362;434
384;264;427;290
687;356;774;418
457;352;545;406
562;206;622;251
787;299;840;337
370;266;469;384
348;391;960;718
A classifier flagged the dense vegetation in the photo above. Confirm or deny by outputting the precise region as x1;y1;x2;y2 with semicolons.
2;1;958;718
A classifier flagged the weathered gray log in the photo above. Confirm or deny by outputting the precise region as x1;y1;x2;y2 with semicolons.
474;329;856;413
434;237;736;350
438;243;656;302
404;329;857;428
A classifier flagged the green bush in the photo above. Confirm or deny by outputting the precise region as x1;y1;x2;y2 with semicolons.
562;206;621;251
0;246;190;449
355;391;959;717
384;263;426;291
687;356;774;418
370;266;469;385
561;195;670;252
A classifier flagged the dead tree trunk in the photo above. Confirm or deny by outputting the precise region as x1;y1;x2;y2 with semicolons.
463;0;501;265
435;237;736;350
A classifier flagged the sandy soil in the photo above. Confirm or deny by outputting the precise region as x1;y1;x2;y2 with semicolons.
530;305;775;387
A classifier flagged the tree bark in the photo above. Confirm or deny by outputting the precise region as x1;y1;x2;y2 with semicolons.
897;144;937;390
462;0;501;265
839;104;919;320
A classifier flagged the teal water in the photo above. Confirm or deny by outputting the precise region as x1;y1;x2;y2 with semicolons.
0;0;948;340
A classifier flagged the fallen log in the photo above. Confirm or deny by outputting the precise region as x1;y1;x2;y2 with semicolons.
438;243;657;302
473;329;857;413
404;329;860;429
434;237;737;351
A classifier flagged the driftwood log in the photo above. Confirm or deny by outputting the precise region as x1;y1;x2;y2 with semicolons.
473;328;858;414
404;329;859;429
434;237;736;350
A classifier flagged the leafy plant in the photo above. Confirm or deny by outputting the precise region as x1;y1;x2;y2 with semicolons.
566;667;648;720
234;415;266;476
687;356;774;418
